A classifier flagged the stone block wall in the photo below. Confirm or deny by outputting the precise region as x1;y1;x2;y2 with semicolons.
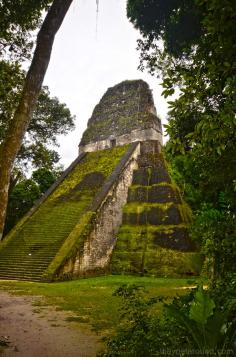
111;141;202;277
79;80;162;153
79;127;163;154
58;142;141;277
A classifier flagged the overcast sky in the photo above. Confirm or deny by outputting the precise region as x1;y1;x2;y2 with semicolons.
44;0;169;167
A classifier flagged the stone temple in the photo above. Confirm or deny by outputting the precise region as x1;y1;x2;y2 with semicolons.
0;80;202;281
79;80;163;153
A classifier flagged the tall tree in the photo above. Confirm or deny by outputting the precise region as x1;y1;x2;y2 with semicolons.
0;0;73;240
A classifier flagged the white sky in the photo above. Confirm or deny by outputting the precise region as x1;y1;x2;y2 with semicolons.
44;0;169;168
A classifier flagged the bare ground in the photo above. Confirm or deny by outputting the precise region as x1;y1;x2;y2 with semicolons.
0;291;102;357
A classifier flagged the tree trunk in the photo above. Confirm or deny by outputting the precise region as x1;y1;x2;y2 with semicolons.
0;0;73;240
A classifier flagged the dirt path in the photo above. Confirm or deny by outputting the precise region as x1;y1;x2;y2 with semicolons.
0;292;102;357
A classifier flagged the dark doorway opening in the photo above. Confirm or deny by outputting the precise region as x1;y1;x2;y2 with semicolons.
110;139;116;148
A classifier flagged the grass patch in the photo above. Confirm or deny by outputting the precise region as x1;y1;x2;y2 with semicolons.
66;316;90;323
0;275;198;335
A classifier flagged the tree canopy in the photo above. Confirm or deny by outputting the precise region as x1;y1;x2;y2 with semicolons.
127;0;203;58
0;0;52;60
5;166;61;235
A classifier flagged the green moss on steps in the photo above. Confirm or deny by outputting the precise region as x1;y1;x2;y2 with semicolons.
118;224;188;234
42;211;96;281
0;145;129;281
123;202;173;214
112;247;203;277
111;146;198;277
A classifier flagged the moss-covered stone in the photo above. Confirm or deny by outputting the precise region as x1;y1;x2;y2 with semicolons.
79;80;161;146
127;183;182;204
122;204;183;226
0;145;129;281
112;248;202;277
42;211;96;281
112;223;201;276
111;143;200;277
132;167;171;186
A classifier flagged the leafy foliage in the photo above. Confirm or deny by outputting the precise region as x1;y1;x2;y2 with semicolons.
166;286;235;353
0;61;75;172
100;284;189;356
32;167;58;193
5;179;41;235
191;199;236;285
4;167;60;234
101;284;236;356
127;0;203;58
0;0;52;60
128;0;236;158
189;286;215;325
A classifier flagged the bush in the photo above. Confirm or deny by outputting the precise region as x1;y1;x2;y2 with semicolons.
100;284;236;356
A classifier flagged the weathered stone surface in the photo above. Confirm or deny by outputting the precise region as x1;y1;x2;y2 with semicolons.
79;80;162;153
139;140;161;155
152;227;194;252
58;172;105;202
149;168;171;185
0;146;129;282
137;153;165;168
149;185;181;203
132;169;150;186
72;143;140;276
127;184;181;204
111;141;201;277
122;204;183;226
127;186;148;202
132;167;171;186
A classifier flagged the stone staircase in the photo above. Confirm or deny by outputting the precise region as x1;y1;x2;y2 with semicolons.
111;142;201;276
0;208;84;281
0;146;128;281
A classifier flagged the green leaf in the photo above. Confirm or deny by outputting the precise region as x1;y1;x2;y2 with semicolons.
189;286;215;325
166;305;204;349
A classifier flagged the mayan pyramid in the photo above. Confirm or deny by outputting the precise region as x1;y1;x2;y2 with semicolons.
0;80;202;281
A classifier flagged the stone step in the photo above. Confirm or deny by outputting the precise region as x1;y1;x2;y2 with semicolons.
137;152;165;168
0;251;59;259
0;255;57;261
0;267;47;273
0;261;50;266
0;272;43;280
0;271;46;276
127;184;181;204
117;224;194;252
0;259;50;264
0;258;55;265
122;204;183;226
0;260;53;267
0;268;48;274
0;275;42;282
132;167;171;186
